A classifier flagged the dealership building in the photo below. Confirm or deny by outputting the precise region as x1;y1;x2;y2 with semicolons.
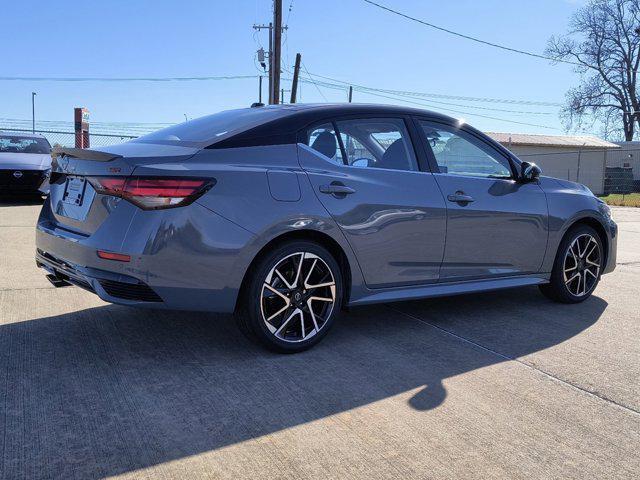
487;132;620;195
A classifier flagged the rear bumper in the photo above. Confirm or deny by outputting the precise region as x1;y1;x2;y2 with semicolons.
35;200;257;312
36;248;163;306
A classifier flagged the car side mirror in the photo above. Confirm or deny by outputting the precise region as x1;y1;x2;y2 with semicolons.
521;162;542;182
352;158;371;168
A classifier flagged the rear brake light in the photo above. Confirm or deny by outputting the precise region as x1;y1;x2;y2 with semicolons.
97;250;131;262
87;177;213;210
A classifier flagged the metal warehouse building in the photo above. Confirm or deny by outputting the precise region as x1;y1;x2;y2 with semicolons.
486;133;619;195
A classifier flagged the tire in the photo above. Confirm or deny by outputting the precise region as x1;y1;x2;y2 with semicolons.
539;225;603;303
235;240;343;353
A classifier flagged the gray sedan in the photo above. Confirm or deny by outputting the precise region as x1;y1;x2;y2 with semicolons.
35;104;617;352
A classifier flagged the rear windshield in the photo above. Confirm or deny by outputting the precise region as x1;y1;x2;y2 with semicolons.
0;135;51;154
132;107;290;147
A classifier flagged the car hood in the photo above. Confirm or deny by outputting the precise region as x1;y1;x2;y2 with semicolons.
0;152;51;170
538;175;594;195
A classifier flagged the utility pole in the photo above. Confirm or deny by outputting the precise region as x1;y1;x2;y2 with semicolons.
348;86;353;103
272;0;283;104
577;142;585;183
268;22;273;104
258;75;263;103
253;1;286;105
290;53;301;103
253;23;273;104
31;92;37;133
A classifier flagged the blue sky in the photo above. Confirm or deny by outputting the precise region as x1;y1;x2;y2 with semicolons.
0;0;587;135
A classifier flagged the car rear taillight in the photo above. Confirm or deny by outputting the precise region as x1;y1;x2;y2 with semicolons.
87;177;214;210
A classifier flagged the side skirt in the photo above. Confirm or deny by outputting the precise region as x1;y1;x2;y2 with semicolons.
348;274;551;307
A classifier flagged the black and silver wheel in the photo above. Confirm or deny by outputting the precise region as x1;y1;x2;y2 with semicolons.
539;225;603;303
236;241;343;352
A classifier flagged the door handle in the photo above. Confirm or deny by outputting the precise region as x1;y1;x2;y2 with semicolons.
319;182;356;196
447;192;475;204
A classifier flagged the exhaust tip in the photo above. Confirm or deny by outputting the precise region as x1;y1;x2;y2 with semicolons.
46;274;71;288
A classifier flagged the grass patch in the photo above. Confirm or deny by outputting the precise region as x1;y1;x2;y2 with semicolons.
599;193;640;207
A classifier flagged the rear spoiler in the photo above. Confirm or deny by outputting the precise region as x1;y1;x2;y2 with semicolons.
51;147;122;162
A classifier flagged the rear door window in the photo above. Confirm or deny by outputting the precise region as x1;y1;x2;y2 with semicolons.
335;118;418;171
306;123;344;165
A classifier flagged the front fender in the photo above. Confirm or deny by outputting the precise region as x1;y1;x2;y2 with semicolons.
542;203;615;274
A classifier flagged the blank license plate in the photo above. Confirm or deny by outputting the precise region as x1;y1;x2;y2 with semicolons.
62;176;87;206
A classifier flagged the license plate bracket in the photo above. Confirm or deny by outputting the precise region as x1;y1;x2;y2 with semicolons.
62;176;87;206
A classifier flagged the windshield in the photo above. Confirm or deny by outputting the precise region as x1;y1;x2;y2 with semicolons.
0;135;51;154
133;107;289;146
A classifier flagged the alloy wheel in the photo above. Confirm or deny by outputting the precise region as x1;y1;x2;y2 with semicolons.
563;233;601;297
260;252;337;343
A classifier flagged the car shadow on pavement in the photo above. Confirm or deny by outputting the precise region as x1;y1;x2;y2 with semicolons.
0;286;607;479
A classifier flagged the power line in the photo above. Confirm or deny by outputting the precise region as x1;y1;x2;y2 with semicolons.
362;0;584;67
351;86;561;131
291;73;561;130
0;70;561;107
0;75;257;82
300;63;328;102
303;78;555;115
0;117;173;126
375;92;554;115
286;0;294;25
299;69;562;107
292;73;559;115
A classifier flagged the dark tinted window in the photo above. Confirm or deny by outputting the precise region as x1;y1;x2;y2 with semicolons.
133;107;291;146
0;135;51;154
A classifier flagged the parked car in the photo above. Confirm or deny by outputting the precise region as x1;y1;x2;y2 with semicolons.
0;131;51;195
35;104;617;352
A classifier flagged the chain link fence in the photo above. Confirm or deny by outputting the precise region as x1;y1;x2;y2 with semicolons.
0;127;137;149
602;146;640;206
605;146;640;193
604;166;635;194
2;123;640;205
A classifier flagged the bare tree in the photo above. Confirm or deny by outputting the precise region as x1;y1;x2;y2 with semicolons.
546;0;640;141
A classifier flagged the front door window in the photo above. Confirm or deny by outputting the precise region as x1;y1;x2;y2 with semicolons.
419;122;512;178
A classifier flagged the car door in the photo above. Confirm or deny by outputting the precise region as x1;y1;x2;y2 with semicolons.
414;118;548;281
298;116;447;288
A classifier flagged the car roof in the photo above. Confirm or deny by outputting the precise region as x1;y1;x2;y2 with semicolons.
210;103;458;149
0;131;48;139
254;102;455;120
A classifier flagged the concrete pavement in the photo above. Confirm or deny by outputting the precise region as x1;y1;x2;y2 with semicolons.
0;201;638;479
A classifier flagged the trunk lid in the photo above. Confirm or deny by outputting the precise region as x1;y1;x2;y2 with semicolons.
47;142;199;235
0;152;51;170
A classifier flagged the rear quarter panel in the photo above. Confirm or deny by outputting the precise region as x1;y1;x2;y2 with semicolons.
134;144;367;305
